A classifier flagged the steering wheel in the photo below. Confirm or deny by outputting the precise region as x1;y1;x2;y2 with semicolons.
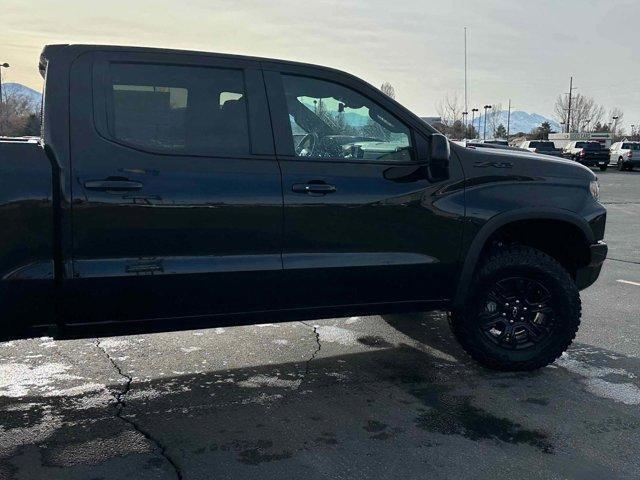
295;133;319;156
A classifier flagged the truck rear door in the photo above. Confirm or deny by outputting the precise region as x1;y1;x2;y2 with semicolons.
65;50;282;325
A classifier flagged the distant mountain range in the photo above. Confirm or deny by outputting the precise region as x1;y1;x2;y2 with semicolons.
472;110;561;136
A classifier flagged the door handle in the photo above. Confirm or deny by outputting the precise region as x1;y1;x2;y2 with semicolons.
84;177;143;192
292;183;337;195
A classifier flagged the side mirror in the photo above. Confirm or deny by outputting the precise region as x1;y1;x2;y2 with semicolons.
430;133;450;161
416;133;449;181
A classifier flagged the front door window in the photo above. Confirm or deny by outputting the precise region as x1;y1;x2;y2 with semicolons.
282;75;413;162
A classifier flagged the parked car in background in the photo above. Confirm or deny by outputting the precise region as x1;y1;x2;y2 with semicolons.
475;139;509;146
462;141;525;152
519;140;563;157
562;141;609;171
609;141;640;171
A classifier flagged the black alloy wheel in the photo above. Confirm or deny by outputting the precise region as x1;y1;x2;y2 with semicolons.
478;277;555;350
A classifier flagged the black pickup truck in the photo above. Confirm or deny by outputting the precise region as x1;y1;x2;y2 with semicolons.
562;141;610;170
1;44;607;371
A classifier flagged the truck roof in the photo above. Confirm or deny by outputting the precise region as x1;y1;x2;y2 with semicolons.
39;43;351;79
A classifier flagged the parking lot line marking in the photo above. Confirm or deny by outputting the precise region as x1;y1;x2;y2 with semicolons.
617;279;640;287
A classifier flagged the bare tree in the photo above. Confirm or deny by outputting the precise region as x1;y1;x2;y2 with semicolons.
436;93;462;128
0;89;40;136
380;82;396;99
608;107;624;139
487;103;503;138
554;93;605;133
435;93;467;139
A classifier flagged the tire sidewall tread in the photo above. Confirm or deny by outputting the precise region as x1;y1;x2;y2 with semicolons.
450;245;581;371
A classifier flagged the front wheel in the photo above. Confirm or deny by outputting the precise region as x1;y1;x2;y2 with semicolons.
449;246;581;371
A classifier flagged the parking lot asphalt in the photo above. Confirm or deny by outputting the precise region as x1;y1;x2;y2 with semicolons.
1;170;639;480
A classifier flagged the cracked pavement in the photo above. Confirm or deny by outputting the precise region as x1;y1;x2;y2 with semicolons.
0;171;639;479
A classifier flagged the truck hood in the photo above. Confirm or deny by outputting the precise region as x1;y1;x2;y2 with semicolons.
458;144;598;182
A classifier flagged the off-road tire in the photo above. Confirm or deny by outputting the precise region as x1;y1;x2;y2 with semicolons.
449;245;581;371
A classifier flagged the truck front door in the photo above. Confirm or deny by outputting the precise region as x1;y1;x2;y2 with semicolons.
263;68;465;309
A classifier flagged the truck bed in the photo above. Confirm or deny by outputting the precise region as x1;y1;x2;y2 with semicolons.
0;138;55;336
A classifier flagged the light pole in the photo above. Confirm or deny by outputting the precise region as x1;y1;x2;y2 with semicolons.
471;108;478;138
483;105;492;141
612;115;619;139
0;63;9;136
506;99;512;140
462;111;468;135
0;63;9;105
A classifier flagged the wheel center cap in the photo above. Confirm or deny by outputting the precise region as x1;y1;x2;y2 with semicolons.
511;306;520;318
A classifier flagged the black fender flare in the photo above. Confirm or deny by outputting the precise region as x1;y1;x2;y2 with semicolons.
452;207;594;309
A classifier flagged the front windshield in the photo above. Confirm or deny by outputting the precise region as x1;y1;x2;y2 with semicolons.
282;75;413;162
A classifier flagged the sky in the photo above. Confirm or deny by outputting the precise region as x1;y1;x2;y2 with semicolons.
1;0;639;129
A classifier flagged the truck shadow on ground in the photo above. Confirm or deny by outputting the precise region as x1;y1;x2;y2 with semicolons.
1;312;639;479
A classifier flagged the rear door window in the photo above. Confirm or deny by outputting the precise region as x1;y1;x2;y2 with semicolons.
529;141;555;150
106;63;250;156
622;143;640;150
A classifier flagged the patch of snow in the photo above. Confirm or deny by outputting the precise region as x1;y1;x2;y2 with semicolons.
237;374;301;390
180;347;201;353
557;353;639;405
127;388;164;401
0;362;81;398
315;325;359;346
98;339;131;350
44;383;105;398
556;353;635;379
585;378;640;405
